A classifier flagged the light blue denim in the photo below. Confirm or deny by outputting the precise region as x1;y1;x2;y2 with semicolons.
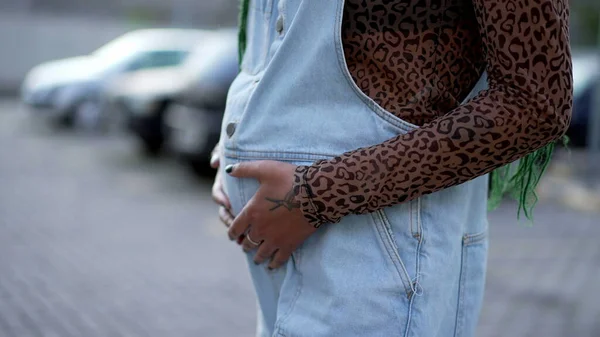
218;0;490;336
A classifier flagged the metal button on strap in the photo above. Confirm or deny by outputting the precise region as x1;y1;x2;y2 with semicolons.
226;122;237;137
276;16;284;34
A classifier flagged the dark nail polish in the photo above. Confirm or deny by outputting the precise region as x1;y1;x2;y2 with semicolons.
225;165;234;174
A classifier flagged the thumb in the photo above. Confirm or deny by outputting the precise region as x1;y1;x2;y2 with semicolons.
210;153;220;169
225;161;264;179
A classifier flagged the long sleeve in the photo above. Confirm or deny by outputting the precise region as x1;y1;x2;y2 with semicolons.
293;0;573;228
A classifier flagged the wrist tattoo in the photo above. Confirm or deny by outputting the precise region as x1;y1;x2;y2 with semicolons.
266;186;301;211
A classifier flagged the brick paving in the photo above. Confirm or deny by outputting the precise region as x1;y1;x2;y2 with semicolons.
1;101;599;337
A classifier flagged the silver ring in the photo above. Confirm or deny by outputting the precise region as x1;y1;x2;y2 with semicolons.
246;233;261;246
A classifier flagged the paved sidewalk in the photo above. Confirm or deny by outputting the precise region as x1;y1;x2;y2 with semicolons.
478;201;600;337
538;149;600;213
1;102;599;337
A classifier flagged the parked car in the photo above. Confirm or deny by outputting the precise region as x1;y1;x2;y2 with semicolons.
106;28;237;155
165;31;239;172
568;49;600;147
104;60;194;154
20;28;207;129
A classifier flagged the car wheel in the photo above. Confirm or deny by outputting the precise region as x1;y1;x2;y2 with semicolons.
139;135;164;157
101;101;128;135
73;100;103;130
52;113;75;128
187;157;215;177
137;100;171;156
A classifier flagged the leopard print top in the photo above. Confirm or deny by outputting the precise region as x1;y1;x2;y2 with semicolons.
293;0;573;227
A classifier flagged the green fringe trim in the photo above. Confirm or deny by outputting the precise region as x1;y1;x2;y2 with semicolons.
236;0;564;222
238;0;250;70
488;136;569;221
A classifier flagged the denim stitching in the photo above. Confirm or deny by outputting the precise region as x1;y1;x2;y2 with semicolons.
463;231;487;246
409;201;414;235
272;253;304;337
264;0;274;15
404;290;416;337
410;198;423;240
224;147;337;157
416;198;423;240
223;148;338;163
277;0;286;37
405;197;424;337
372;210;414;297
454;237;468;337
238;165;248;209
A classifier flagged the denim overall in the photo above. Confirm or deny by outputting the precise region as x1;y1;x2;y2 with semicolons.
219;0;490;336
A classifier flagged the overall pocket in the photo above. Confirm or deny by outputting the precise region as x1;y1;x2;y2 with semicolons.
371;199;424;300
454;231;488;337
273;200;419;336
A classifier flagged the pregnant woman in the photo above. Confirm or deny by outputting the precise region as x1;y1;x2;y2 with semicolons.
211;0;572;336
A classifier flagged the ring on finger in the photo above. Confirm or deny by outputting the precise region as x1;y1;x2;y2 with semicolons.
246;233;261;246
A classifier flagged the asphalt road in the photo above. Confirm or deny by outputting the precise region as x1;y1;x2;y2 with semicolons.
1;100;599;337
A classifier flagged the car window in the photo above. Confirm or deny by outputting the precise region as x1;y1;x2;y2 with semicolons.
125;50;190;72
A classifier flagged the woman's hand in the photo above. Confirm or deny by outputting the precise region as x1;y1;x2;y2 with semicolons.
210;147;238;240
226;161;318;270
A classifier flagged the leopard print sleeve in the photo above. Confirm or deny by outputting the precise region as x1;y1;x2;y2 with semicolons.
293;0;573;228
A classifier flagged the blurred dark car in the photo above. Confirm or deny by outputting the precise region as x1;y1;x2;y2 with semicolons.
568;50;600;147
21;29;206;129
106;28;236;155
165;30;239;172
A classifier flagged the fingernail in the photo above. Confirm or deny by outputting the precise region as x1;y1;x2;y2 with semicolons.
225;165;235;174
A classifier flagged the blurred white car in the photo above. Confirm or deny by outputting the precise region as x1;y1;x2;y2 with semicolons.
20;28;207;128
105;28;237;155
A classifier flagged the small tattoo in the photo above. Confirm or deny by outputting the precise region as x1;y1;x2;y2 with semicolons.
266;187;301;211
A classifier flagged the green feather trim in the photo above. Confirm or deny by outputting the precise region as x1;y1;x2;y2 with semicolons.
488;136;569;221
236;0;564;221
238;0;250;69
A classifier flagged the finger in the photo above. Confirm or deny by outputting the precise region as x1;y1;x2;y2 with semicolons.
225;161;266;179
211;173;231;209
268;249;292;270
212;184;229;207
218;185;231;210
218;206;234;228
210;154;219;169
254;245;277;265
241;234;263;253
228;208;251;241
209;146;220;168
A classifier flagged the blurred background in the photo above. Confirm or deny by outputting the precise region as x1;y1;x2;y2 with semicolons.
0;1;599;336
